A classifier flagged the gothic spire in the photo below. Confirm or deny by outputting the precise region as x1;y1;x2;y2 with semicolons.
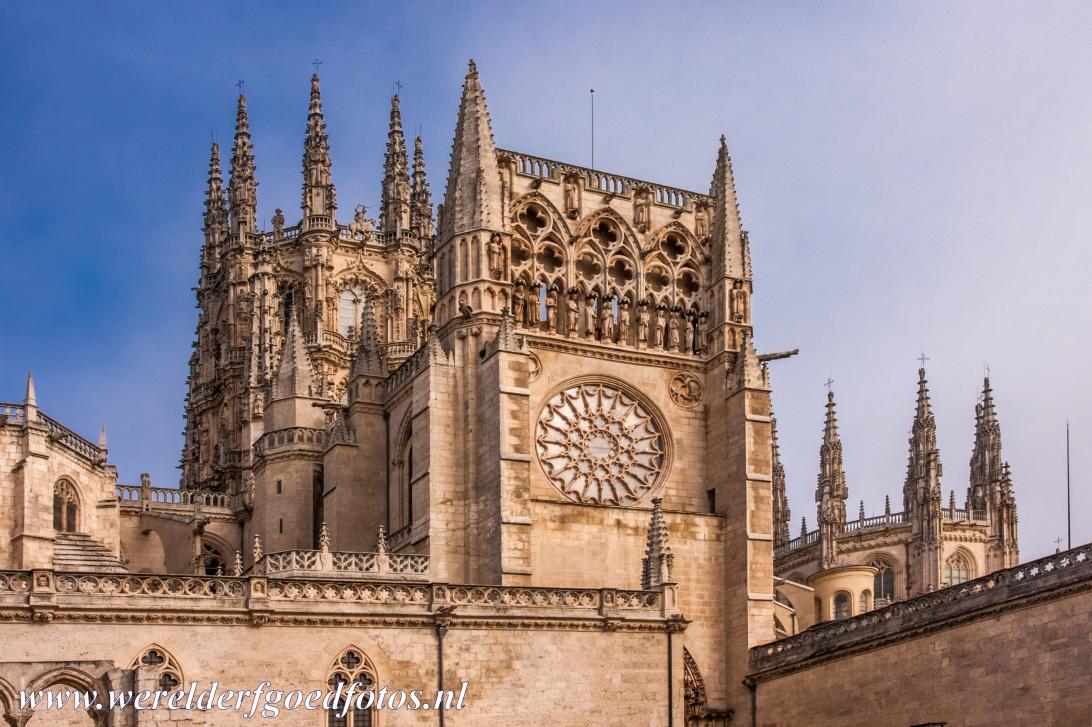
272;312;317;399
24;370;36;408
380;95;410;234
301;74;336;227
709;135;745;283
904;366;943;523
442;59;502;238
228;93;257;235
350;297;385;378
816;389;848;566
203;142;228;261
410;135;433;239
641;497;674;590
772;414;791;549
968;375;1003;512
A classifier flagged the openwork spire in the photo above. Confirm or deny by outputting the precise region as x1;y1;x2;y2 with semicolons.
816;390;848;567
301;74;336;226
772;414;791;549
273;312;317;399
203;142;228;251
968;376;1003;512
904;367;942;504
410;135;433;239
380;95;410;233
442;59;501;237
709;135;745;282
350;297;385;378
641;498;674;590
228;94;257;235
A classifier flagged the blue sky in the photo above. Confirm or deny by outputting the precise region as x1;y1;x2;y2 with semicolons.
1;1;1089;560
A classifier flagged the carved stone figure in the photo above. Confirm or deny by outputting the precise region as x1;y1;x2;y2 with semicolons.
697;312;709;353
566;289;579;337
652;304;665;348
598;295;615;342
583;294;597;337
563;173;581;218
271;208;285;238
545;285;559;331
665;308;681;350
513;280;527;327
633;187;652;232
730;280;750;323
488;233;506;279
694;203;710;240
637;300;651;347
349;205;374;239
669;373;704;408
617;298;633;345
682;309;695;353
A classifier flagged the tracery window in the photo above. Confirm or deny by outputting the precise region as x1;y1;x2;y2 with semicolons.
338;285;369;339
201;543;225;576
944;550;974;586
832;591;851;620
867;556;897;603
129;646;184;692
327;648;377;727
53;480;79;533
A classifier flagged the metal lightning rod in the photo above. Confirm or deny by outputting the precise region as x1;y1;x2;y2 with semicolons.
590;88;595;170
1067;419;1072;550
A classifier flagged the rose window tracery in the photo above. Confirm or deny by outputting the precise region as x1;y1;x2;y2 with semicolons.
536;383;666;506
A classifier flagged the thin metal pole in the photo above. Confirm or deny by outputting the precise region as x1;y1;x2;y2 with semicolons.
1067;420;1072;549
590;89;595;169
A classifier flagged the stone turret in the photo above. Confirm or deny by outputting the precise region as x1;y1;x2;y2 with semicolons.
381;95;410;234
642;497;674;589
301;74;336;230
228;94;257;236
706;136;752;352
816;390;848;567
410;135;433;240
968;376;1019;569
202;142;227;276
772;414;791;549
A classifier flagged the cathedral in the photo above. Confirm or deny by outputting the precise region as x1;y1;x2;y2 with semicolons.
0;60;1088;727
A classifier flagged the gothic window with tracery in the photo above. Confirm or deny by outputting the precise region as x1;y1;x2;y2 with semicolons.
867;556;897;603
327;648;377;727
337;286;369;339
536;382;667;506
512;201;565;295
53;480;79;533
944;550;974;586
129;646;184;693
201;543;225;576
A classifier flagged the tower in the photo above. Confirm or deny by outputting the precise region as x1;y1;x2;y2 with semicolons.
968;376;1019;570
815;390;848;567
904;367;943;593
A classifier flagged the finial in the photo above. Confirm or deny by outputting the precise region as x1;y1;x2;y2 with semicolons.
917;350;930;369
467;58;478;75
98;424;108;451
949;489;957;512
24;370;36;407
319;521;331;552
232;551;243;577
312;58;323;74
884;494;891;516
252;533;263;563
800;516;808;537
376;525;388;556
858;500;865;521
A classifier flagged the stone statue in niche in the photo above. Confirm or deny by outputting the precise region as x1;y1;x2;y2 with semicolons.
598;294;615;342
665;308;681;350
637;299;651;347
652;304;665;348
694;203;710;240
697;312;709;353
618;298;633;345
499;155;513;222
566;288;579;337
729;280;750;323
271;208;285;238
545;284;559;331
512;280;527;327
488;233;506;279
682;309;695;353
563;173;582;219
390;288;405;339
583;294;597;338
633;186;652;232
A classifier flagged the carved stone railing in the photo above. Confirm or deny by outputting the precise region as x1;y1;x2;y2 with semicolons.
116;485;236;512
39;412;103;462
0;403;26;425
254;427;326;457
775;529;820;557
253;548;429;581
751;543;1092;677
499;148;709;208
841;511;908;534
944;507;988;523
53;573;248;598
387;524;413;550
224;346;246;365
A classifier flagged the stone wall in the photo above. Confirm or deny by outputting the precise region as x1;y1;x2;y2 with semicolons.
750;543;1092;726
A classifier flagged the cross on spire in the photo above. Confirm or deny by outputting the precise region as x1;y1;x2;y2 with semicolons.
917;351;930;368
394;79;403;95
235;79;245;95
824;377;835;392
312;59;323;74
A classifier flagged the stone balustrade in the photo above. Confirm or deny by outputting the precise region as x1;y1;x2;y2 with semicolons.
39;412;103;461
252;548;429;581
0;403;26;425
751;542;1092;677
116;485;237;511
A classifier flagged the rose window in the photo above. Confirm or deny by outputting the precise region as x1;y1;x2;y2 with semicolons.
536;383;666;506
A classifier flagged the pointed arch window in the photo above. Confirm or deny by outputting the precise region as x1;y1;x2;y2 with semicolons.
867;556;897;604
327;648;377;727
201;543;225;576
53;480;79;533
944;550;974;586
129;646;185;693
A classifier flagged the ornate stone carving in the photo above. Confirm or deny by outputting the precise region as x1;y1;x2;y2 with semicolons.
527;352;542;383
536;383;666;506
669;373;703;408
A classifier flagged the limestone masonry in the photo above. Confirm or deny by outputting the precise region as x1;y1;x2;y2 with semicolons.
0;60;1087;726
